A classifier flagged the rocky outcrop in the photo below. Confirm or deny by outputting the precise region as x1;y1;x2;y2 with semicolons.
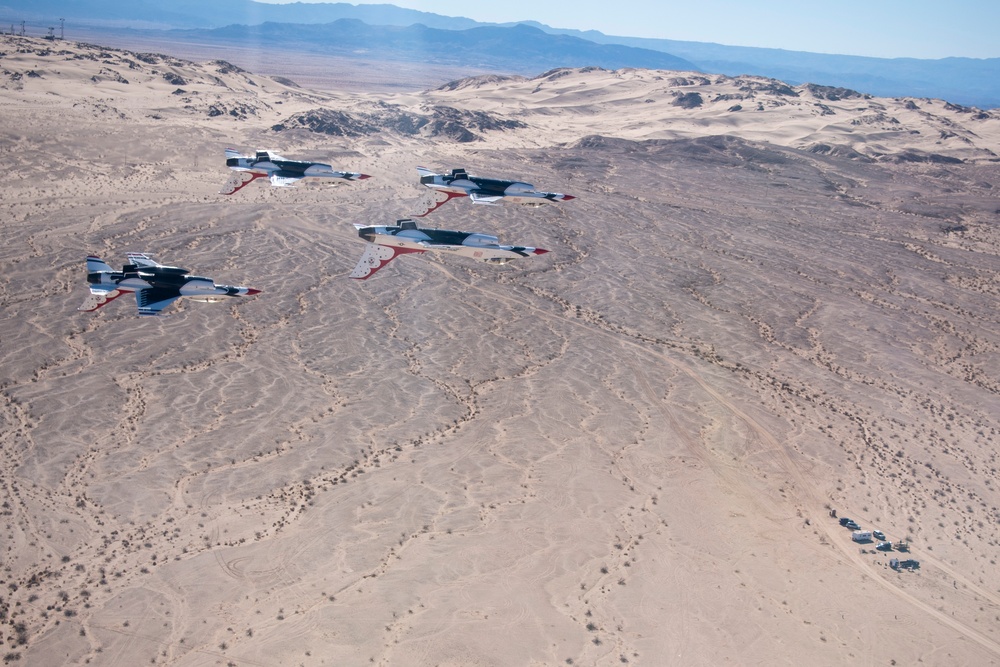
672;92;703;109
437;74;528;91
803;84;869;101
272;104;526;142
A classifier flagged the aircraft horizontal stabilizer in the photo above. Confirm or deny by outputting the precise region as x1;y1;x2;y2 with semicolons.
125;252;161;268
86;256;114;273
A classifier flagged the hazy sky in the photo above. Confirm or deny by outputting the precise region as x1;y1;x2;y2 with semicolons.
260;0;999;59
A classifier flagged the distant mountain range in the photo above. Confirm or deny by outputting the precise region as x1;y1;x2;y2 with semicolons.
1;0;483;31
3;0;998;107
168;21;698;73
527;25;1000;109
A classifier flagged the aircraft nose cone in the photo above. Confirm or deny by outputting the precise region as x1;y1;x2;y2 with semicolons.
562;194;576;201
357;173;372;180
535;249;550;255
246;288;262;295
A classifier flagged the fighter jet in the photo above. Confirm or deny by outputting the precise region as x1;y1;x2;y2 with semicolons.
221;148;371;195
350;219;548;280
78;253;261;316
415;166;575;216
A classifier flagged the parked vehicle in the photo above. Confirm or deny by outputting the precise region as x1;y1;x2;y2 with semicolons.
891;559;919;570
873;530;886;540
852;530;872;542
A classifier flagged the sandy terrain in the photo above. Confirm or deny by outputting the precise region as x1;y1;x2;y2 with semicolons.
1;35;1000;665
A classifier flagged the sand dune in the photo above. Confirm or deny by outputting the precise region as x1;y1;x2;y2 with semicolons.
2;35;1000;665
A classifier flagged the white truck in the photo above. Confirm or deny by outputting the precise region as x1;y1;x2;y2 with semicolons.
852;530;873;543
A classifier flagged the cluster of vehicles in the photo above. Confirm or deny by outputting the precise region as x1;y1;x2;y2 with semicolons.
839;516;909;553
80;149;576;315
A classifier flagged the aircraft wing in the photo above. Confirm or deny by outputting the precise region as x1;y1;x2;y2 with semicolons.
269;173;303;188
414;190;469;218
349;244;424;280
469;192;503;205
220;171;267;195
125;253;161;268
78;289;127;312
136;287;182;316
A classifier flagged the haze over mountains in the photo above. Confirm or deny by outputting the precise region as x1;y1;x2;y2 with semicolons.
183;21;699;73
4;0;1000;107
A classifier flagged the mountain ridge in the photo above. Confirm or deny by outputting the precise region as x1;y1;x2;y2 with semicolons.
2;0;997;107
163;20;700;73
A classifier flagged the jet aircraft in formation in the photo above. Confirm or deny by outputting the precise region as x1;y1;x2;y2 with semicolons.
349;219;548;280
78;157;568;314
220;149;370;195
415;167;575;216
79;253;261;316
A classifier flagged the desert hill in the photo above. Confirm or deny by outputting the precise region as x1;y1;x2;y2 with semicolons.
413;68;1000;161
1;35;1000;665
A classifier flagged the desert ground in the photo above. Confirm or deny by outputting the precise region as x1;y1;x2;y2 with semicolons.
2;34;1000;666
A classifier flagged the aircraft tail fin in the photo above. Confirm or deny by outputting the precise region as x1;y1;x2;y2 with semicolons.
416;166;436;179
225;147;244;160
